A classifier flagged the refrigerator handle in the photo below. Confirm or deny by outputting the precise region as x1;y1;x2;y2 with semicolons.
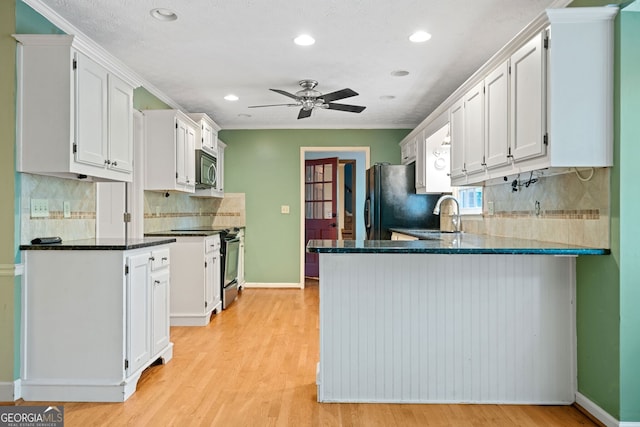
364;199;371;229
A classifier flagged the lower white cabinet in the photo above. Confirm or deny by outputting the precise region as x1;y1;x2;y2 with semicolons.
20;244;173;402
170;234;222;326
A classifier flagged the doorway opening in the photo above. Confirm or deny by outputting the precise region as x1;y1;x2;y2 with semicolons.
299;147;370;286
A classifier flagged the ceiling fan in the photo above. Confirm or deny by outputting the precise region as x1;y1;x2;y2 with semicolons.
248;80;366;119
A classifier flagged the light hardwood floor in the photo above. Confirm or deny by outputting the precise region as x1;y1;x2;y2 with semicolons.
14;279;597;426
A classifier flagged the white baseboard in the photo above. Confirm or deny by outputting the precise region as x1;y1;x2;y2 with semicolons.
0;380;21;401
243;282;302;289
576;392;640;427
0;263;24;277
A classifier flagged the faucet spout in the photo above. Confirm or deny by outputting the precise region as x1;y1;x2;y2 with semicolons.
433;195;461;232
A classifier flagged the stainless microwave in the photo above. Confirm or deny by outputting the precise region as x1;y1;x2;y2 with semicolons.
195;149;218;189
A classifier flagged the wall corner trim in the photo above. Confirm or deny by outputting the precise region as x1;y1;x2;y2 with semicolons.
0;264;24;277
0;380;21;402
575;392;640;427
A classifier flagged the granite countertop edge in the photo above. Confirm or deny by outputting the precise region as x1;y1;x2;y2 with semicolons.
20;237;177;251
307;229;610;256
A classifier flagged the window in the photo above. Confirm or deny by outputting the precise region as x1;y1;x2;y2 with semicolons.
452;186;483;215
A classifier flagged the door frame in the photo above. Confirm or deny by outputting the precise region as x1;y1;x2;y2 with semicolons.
299;147;370;288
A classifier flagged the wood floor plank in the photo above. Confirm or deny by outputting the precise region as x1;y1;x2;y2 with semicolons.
11;280;597;426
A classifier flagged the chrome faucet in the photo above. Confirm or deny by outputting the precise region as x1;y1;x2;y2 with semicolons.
433;195;461;232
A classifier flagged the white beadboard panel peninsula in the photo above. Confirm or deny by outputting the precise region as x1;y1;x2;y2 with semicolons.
317;252;576;404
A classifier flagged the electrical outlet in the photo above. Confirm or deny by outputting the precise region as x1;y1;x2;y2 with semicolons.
487;201;495;216
281;205;290;214
63;201;71;218
30;198;49;218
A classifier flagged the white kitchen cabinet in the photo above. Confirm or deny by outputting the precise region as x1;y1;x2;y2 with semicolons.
169;234;223;326
192;139;227;198
422;124;452;194
484;61;510;170
150;247;171;355
14;34;134;182
144;109;198;193
463;81;485;176
414;131;426;190
510;31;547;163
20;243;173;402
400;138;416;165
189;113;221;155
449;98;465;179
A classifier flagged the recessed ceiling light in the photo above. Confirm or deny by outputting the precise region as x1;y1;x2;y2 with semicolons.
150;8;178;22
224;94;239;101
390;70;410;77
380;95;396;100
238;113;252;118
409;31;432;43
294;34;315;46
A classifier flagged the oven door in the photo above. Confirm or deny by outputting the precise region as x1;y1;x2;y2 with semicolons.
222;237;240;309
196;150;217;189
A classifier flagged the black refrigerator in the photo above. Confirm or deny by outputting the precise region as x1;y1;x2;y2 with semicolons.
364;163;442;240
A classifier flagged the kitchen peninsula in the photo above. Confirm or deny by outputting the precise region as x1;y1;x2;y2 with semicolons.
307;233;608;404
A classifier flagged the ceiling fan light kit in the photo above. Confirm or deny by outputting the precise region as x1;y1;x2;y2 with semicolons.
248;79;366;119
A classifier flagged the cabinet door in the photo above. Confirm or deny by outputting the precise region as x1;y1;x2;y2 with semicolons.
510;32;546;162
414;132;426;191
75;52;108;168
449;98;465;179
126;253;151;375
202;122;218;154
185;124;196;187
463;81;485;175
175;118;189;186
108;74;134;173
151;269;170;356
205;250;221;312
484;61;510;169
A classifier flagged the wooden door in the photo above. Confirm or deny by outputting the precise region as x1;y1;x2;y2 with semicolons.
305;157;338;277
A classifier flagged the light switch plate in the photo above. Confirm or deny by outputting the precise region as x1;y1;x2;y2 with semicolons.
30;198;49;218
63;201;71;218
281;205;290;214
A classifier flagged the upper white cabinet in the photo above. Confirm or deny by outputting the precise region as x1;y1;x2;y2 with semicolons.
143;109;198;193
510;32;547;163
422;124;452;194
402;7;617;187
14;34;134;182
188;113;221;156
484;61;510;170
400;138;416;165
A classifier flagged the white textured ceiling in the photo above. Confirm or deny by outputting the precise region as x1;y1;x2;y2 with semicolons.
36;0;565;130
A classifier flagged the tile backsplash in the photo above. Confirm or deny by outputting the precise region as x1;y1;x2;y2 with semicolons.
143;192;246;232
20;173;96;244
461;168;610;248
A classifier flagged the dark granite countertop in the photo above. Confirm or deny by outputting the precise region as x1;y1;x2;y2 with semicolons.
20;237;176;251
145;226;244;237
307;230;609;255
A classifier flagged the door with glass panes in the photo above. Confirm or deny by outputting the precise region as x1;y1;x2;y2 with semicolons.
304;157;338;277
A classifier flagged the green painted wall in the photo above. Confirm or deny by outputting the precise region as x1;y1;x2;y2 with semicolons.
133;87;171;111
0;0;17;384
219;129;409;283
617;8;640;421
575;3;640;422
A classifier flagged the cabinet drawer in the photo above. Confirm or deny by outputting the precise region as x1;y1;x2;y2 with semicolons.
204;235;221;253
150;248;170;270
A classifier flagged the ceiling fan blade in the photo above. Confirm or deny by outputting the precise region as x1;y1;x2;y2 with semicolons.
297;108;313;119
247;103;299;108
321;88;358;103
270;89;300;100
326;103;366;113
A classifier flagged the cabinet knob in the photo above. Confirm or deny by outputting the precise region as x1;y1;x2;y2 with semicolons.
162;257;168;261
104;159;111;165
154;280;161;284
112;161;117;167
149;256;155;261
